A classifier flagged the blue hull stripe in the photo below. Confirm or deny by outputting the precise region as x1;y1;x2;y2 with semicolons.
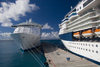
59;32;73;41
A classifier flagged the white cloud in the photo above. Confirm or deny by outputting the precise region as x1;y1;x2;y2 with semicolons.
41;31;59;40
0;0;39;27
42;23;53;30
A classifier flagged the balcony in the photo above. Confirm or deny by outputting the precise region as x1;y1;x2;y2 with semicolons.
67;11;95;26
68;12;99;28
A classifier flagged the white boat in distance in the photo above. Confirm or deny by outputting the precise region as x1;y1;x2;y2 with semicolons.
11;19;42;50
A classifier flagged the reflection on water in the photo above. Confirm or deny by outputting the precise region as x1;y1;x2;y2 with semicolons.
0;40;47;67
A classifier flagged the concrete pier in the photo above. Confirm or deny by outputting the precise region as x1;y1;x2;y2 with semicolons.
42;43;99;67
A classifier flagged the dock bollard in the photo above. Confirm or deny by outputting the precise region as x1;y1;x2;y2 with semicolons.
66;57;70;61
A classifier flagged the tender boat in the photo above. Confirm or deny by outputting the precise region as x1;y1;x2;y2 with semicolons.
82;30;93;38
73;32;80;38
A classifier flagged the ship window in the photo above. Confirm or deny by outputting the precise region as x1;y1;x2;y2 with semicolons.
96;51;98;53
80;7;81;9
92;50;94;52
77;9;79;11
96;45;98;47
83;0;93;7
92;45;94;47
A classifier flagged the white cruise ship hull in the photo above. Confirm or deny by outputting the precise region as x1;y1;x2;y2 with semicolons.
61;40;100;63
11;33;40;50
59;0;100;64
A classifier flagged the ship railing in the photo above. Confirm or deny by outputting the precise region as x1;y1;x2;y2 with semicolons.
68;12;95;27
68;13;99;28
70;22;93;31
67;11;95;26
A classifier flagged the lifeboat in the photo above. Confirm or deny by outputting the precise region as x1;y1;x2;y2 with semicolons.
95;28;100;37
82;30;93;37
73;32;80;38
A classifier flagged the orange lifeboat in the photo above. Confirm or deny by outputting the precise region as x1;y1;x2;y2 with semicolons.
95;29;100;37
73;32;80;38
82;30;93;37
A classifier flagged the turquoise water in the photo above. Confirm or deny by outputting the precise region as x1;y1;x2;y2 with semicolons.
0;40;47;67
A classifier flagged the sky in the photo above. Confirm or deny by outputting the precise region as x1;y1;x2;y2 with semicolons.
0;0;80;39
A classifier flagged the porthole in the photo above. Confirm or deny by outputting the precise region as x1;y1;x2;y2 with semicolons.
92;50;94;52
92;45;94;47
96;51;98;53
96;45;98;47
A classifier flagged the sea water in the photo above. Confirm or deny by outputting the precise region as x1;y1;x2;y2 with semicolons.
0;40;48;67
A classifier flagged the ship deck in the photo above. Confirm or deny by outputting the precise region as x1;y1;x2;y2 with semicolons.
42;43;100;67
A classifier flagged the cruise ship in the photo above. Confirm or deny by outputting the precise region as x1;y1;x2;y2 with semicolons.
11;19;42;50
59;0;100;63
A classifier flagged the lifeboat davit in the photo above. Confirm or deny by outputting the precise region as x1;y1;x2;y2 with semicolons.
82;30;93;37
95;29;100;37
73;32;80;38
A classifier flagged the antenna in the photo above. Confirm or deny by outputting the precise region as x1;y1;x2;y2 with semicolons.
71;6;73;10
29;18;32;23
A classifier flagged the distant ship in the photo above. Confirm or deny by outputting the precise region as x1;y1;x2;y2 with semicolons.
59;0;100;63
11;19;42;50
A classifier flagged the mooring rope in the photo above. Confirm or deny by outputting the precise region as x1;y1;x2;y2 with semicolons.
23;40;45;67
